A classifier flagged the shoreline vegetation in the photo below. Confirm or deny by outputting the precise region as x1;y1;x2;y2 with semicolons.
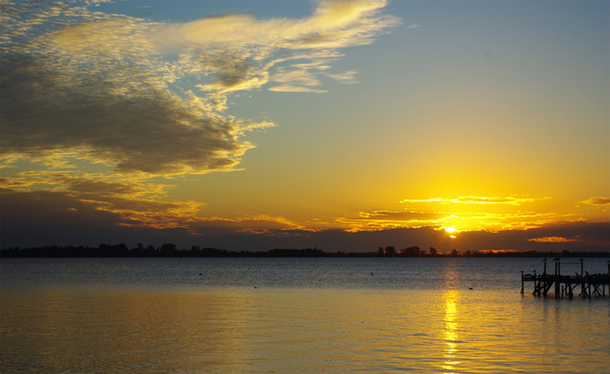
0;244;608;258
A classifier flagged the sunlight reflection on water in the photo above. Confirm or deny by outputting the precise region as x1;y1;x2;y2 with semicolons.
442;290;461;373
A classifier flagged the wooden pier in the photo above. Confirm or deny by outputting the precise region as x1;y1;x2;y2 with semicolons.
521;259;610;298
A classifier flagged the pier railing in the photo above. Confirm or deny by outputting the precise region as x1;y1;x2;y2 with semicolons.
521;259;610;298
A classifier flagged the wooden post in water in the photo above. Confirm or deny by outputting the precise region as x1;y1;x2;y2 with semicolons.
580;259;585;297
520;271;524;294
554;259;560;298
543;258;547;275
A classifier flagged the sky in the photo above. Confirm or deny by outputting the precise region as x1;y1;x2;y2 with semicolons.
1;0;608;253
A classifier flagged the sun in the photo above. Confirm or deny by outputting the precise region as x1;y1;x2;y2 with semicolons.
444;226;457;239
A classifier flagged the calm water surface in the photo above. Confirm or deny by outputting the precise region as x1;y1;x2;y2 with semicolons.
1;257;609;373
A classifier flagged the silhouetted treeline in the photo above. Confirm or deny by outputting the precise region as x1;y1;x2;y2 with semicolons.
0;244;331;258
0;244;608;258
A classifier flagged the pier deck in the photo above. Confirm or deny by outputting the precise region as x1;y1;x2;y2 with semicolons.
521;259;610;298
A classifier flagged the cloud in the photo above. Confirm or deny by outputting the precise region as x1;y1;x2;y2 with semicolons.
1;168;308;241
272;62;326;88
1;9;266;175
528;236;576;243
326;69;359;84
334;206;565;234
5;205;608;253
0;187;209;248
2;180;608;252
337;210;446;230
401;196;544;205
401;198;444;203
0;64;266;175
269;85;328;93
457;212;562;232
1;0;398;176
0;173;203;231
160;0;399;49
582;197;610;206
156;0;399;93
0;183;308;248
469;221;610;252
188;215;308;235
0;0;406;249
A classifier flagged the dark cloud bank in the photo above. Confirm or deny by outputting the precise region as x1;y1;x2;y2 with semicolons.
2;188;608;252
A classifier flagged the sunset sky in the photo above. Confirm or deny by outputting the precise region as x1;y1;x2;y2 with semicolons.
1;0;608;252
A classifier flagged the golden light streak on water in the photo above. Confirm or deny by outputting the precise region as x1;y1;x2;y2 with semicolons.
441;290;462;373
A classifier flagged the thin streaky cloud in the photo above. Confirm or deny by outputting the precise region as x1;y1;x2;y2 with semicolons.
528;236;576;243
582;197;610;206
269;85;329;93
401;196;544;206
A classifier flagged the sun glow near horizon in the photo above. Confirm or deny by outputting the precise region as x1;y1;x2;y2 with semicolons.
336;190;609;247
444;226;458;239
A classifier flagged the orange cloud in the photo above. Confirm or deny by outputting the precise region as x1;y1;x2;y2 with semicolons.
401;196;543;205
582;197;610;206
528;236;577;243
337;210;446;231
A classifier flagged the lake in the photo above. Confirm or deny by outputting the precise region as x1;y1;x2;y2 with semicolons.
1;257;609;373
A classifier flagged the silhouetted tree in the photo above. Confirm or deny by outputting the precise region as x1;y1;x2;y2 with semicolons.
159;243;177;256
385;246;396;255
400;246;420;256
429;247;438;256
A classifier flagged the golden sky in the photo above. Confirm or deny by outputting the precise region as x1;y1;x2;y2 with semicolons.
1;0;608;252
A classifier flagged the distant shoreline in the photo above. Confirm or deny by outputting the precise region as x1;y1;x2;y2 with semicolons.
1;245;608;258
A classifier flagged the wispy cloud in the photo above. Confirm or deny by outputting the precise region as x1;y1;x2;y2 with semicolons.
0;172;202;231
189;215;308;235
1;171;307;237
337;210;445;231
268;85;328;93
528;236;577;243
335;205;567;233
326;69;359;84
401;196;544;206
582;197;610;206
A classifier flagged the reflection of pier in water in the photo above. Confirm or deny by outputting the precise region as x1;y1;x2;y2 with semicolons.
521;259;610;298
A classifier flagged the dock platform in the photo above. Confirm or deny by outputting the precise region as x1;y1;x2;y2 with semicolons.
521;259;610;298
